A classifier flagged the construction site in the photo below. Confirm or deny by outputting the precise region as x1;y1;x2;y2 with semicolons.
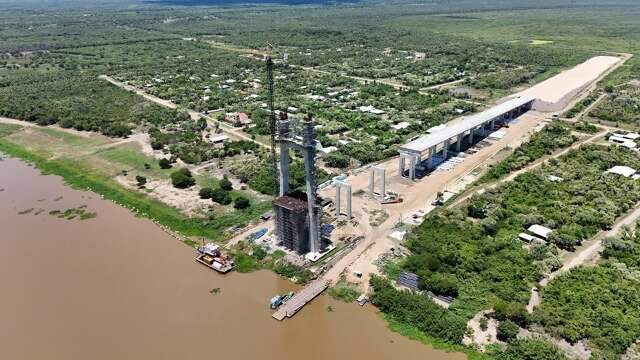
256;54;625;321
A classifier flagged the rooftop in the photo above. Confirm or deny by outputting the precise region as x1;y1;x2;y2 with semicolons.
273;196;308;212
528;224;553;239
607;165;636;177
398;95;535;154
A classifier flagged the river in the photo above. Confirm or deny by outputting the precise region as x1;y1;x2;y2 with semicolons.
0;156;465;360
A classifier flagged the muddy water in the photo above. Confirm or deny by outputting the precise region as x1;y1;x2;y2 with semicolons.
0;157;465;360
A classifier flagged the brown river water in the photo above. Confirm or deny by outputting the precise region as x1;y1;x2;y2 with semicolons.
0;156;465;360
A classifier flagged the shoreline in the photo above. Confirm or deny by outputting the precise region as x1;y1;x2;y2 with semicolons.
0;138;268;243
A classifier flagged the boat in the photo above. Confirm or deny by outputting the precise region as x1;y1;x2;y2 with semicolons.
356;294;368;306
269;291;295;310
196;243;234;273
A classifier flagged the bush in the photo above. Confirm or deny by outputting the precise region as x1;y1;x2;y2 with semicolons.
496;338;565;360
220;176;233;191
479;317;489;331
252;246;267;260
170;168;195;189
135;175;147;187
497;320;519;343
494;300;529;326
199;187;214;199
159;158;172;169
418;271;459;297
324;152;350;168
234;196;251;209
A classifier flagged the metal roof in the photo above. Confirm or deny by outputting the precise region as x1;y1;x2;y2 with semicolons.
398;96;536;154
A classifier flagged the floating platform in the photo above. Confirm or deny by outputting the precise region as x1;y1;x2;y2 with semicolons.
272;279;330;321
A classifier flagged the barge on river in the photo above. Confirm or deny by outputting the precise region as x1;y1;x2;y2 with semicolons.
196;243;234;273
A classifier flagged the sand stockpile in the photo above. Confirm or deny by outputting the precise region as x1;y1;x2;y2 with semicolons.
515;56;621;112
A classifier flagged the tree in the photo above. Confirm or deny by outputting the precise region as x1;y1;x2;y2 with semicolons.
136;175;147;187
171;168;195;189
220;176;233;191
497;320;519;343
196;117;207;130
199;187;214;199
211;188;232;205
159;158;172;169
234;196;251;209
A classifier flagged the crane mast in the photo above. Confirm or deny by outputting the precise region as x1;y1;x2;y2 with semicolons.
266;56;279;196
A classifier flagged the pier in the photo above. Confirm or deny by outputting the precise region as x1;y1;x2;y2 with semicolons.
272;279;330;321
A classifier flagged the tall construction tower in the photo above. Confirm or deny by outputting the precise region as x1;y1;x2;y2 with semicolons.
272;113;322;255
266;53;321;255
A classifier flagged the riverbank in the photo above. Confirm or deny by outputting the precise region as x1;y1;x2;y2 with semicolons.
0;138;269;242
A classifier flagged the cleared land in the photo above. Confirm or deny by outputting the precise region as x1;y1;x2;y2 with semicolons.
516;55;624;111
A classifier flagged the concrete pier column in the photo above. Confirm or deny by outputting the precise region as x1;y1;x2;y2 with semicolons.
399;157;406;178
381;169;386;196
370;169;375;195
469;128;475;145
346;185;352;218
279;144;290;196
456;134;463;152
409;156;416;180
335;185;341;217
442;141;449;159
303;145;319;253
428;146;435;168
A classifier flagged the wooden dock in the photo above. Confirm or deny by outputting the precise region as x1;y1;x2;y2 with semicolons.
272;279;330;321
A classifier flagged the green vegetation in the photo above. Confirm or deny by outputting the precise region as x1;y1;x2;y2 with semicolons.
496;320;519;343
571;121;600;134
209;288;221;295
328;281;360;303
231;242;312;284
590;85;640;125
471;145;640;251
382;144;640;330
48;206;97;221
533;264;640;358
170;168;195;189
480;122;577;182
531;225;640;358
563;91;601;118
370;275;467;344
0;72;179;137
494;338;565;360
